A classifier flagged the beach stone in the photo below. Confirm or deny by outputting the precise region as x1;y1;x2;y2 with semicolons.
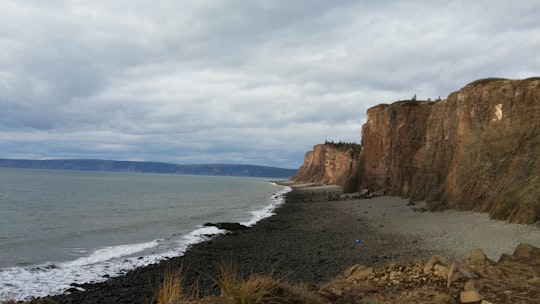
344;264;373;280
203;222;250;231
460;289;483;303
447;263;459;288
433;264;449;278
513;242;539;258
469;249;487;266
464;279;478;291
358;188;369;198
424;255;448;273
457;264;479;279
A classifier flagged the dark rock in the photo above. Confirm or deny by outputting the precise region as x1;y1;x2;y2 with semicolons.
203;222;250;231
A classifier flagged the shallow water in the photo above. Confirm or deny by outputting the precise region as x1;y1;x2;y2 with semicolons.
0;168;289;300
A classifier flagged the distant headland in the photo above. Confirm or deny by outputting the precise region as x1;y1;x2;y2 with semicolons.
0;159;298;179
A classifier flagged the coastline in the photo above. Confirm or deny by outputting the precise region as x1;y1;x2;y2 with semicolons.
43;183;540;303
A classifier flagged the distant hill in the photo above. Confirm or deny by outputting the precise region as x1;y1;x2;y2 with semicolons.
0;159;298;178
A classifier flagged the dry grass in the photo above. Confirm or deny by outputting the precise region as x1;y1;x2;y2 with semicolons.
277;283;323;304
153;261;324;304
465;77;508;86
156;268;184;304
216;262;279;304
455;117;540;223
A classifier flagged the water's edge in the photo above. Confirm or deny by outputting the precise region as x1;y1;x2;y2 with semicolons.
0;172;290;301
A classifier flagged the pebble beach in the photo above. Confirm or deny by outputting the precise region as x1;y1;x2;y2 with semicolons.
48;183;540;303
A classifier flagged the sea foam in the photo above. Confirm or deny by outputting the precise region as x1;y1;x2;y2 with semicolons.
0;185;290;301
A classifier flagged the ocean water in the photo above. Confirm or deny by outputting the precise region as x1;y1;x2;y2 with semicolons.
0;168;290;301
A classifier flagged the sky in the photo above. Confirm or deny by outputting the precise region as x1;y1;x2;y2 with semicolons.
1;1;539;169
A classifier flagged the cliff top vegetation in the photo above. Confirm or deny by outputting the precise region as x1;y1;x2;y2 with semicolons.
324;141;362;158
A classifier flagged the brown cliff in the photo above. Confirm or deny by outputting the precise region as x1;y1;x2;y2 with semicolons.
293;143;361;192
294;78;540;224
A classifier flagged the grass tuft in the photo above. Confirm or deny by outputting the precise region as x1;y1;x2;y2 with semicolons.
154;261;323;304
217;261;279;304
157;268;184;304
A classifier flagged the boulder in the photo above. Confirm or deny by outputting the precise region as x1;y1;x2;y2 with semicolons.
203;222;250;231
424;255;448;273
513;243;540;258
468;249;488;266
464;279;478;291
433;264;449;279
460;289;483;303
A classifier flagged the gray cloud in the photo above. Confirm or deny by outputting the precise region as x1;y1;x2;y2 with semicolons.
1;0;539;168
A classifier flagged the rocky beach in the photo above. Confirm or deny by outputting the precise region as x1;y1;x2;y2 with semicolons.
25;182;539;303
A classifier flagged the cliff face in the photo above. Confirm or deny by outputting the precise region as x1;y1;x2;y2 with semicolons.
294;78;540;224
293;144;361;192
359;101;434;195
364;78;540;224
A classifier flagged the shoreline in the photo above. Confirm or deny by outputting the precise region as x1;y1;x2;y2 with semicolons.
42;183;540;303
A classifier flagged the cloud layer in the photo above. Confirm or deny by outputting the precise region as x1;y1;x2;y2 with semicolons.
1;1;539;168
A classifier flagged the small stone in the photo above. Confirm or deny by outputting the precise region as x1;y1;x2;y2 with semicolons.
464;279;478;291
460;289;483;303
447;262;459;288
480;300;494;304
513;243;538;258
469;249;487;266
424;255;448;273
457;264;479;279
433;264;449;278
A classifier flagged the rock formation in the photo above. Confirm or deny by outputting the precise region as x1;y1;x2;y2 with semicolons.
293;143;361;192
293;77;540;224
203;222;250;231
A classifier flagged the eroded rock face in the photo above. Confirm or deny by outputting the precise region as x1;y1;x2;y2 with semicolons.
293;144;361;192
360;100;433;195
360;78;540;224
295;78;540;224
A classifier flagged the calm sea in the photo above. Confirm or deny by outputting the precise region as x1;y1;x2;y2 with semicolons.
0;168;289;301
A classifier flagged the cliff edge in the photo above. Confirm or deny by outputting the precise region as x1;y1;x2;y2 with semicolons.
294;77;540;224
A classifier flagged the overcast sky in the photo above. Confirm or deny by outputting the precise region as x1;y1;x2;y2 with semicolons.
1;1;539;168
